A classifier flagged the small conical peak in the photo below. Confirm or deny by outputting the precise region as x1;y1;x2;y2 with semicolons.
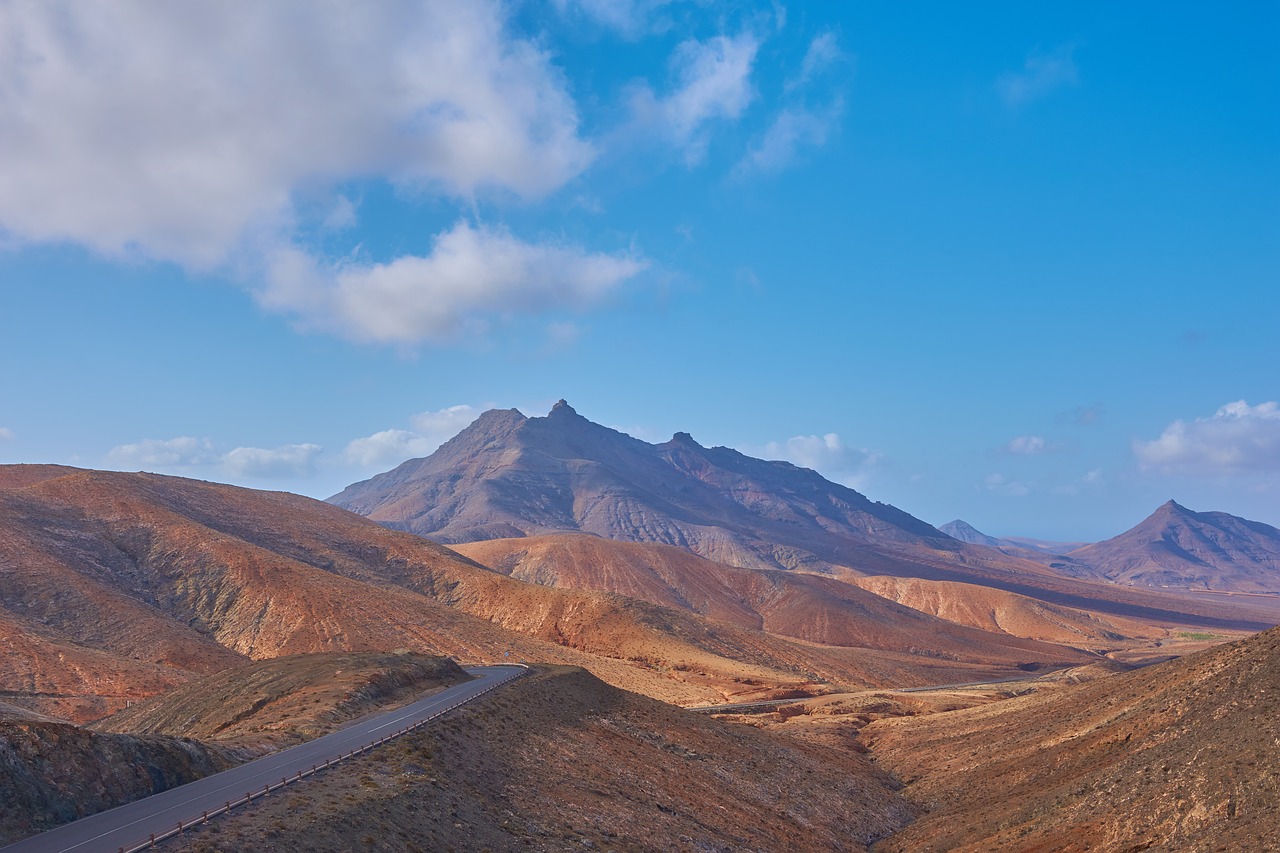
1157;499;1188;514
670;431;700;447
548;399;578;417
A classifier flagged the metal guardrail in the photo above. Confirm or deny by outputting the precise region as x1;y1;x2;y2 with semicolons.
116;664;527;853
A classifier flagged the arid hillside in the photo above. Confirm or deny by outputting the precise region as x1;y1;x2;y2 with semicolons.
156;665;918;852
455;533;1110;656
1065;499;1280;592
96;653;469;747
849;575;1164;647
0;465;1092;720
863;624;1280;851
0;720;233;845
329;404;1276;634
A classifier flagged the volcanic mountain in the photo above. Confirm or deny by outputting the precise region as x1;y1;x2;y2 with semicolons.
330;400;951;573
0;465;1094;721
1065;500;1280;592
331;403;1277;632
939;519;1086;556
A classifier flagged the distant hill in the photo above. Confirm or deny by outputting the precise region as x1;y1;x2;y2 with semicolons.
331;404;1275;632
939;519;1086;556
0;465;1095;720
1066;500;1280;592
330;400;952;575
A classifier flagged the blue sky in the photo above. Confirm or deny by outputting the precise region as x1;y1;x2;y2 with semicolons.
1;1;1276;541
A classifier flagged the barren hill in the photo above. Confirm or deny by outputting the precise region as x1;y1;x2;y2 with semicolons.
864;623;1280;851
455;534;1115;656
330;405;1276;634
164;665;918;852
848;575;1162;647
330;400;951;573
1066;500;1280;592
0;465;1088;719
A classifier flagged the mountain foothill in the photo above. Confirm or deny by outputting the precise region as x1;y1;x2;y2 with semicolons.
2;401;1277;851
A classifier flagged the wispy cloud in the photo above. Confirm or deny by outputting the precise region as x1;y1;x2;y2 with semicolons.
755;432;880;488
224;444;323;479
627;32;760;164
1004;435;1050;455
551;0;676;38
982;472;1033;497
1057;403;1104;426
0;427;13;441
1052;468;1104;496
107;437;218;468
997;45;1078;108
260;222;646;344
1134;400;1280;474
735;100;842;176
107;436;321;480
345;404;485;468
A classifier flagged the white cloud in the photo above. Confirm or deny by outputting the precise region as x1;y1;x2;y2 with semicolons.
1005;435;1049;455
735;101;840;176
108;435;322;480
410;405;484;440
983;473;1032;497
759;432;880;487
1134;400;1280;475
259;221;646;344
0;1;592;267
0;427;12;441
997;45;1078;108
343;429;438;468
224;443;322;479
628;33;759;163
345;404;484;469
107;437;217;469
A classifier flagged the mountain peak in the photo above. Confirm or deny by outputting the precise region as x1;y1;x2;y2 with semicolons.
548;399;579;418
669;431;700;447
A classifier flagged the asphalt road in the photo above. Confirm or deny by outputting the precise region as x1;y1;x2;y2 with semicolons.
3;665;524;853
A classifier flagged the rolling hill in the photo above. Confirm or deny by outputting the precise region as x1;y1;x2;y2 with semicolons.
330;403;1277;633
0;465;1095;721
864;622;1280;851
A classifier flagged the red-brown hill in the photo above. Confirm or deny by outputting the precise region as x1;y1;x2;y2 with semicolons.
0;465;1089;719
454;534;1118;656
329;403;1276;633
865;623;1280;851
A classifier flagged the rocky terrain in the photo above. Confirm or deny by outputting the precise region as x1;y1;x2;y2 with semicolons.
1064;499;1280;592
863;624;1280;851
156;665;918;852
0;720;233;845
454;533;1104;661
97;653;469;748
0;464;1094;720
329;403;1276;633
